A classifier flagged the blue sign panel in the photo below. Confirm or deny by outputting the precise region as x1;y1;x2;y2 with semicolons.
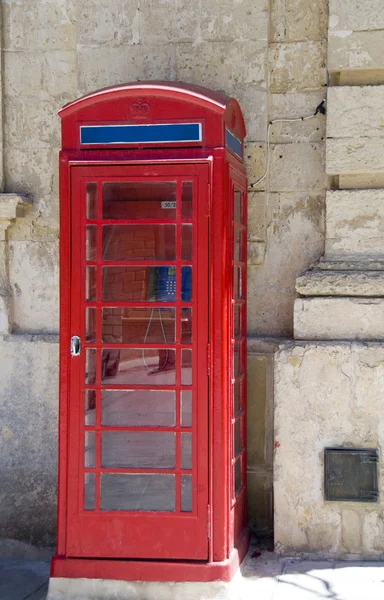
80;123;202;145
225;129;243;160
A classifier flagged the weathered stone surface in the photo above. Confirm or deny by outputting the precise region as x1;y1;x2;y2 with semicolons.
327;138;384;175
139;0;198;45
329;0;384;33
0;335;58;546
296;270;384;296
9;241;59;333
77;0;140;46
294;298;384;340
328;30;384;72
200;0;269;42
270;41;326;93
270;92;326;143
271;0;328;42
5;98;61;149
327;86;384;139
275;342;384;556
342;509;362;553
244;144;267;191
247;193;324;335
269;144;326;192
247;241;266;265
326;190;384;255
247;191;266;240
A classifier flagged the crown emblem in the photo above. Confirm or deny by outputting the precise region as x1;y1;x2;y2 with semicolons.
130;98;150;118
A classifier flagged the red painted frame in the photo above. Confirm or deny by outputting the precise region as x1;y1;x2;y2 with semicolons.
53;82;249;582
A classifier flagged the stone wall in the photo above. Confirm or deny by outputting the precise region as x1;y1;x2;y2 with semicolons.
0;0;328;546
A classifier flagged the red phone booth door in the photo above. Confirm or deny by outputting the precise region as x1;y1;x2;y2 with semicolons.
66;164;209;560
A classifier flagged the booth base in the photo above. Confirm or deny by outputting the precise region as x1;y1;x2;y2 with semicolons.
47;532;249;598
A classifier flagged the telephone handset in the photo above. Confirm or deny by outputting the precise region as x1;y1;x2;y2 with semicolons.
148;266;191;302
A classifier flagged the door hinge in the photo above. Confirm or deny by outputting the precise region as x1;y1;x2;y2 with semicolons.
207;343;211;376
207;504;211;539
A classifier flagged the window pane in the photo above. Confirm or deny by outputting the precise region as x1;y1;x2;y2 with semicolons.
234;342;241;378
86;225;97;261
85;349;96;384
181;390;192;427
101;348;176;385
234;189;242;223
84;473;95;510
181;432;192;470
181;266;192;302
102;266;177;302
234;227;242;262
102;390;176;427
101;431;176;469
181;474;192;512
85;390;96;426
233;380;241;416
102;307;175;344
85;308;96;343
234;305;241;339
234;265;243;300
181;308;192;344
181;224;192;260
103;182;176;220
86;267;96;302
234;459;242;496
84;431;95;468
181;349;192;385
86;183;97;220
101;473;175;512
182;181;192;219
102;225;176;261
234;418;242;457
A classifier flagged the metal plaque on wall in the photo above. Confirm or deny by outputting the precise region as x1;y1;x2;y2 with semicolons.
324;448;379;502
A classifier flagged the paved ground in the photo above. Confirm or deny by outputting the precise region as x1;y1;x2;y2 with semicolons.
1;546;384;599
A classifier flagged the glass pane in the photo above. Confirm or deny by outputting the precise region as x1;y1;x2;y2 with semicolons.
234;417;243;457
102;266;176;302
101;431;175;469
84;431;95;468
101;473;175;512
181;266;192;302
181;224;192;260
181;308;192;344
234;459;242;496
234;305;241;339
181;390;192;427
102;348;176;385
234;227;242;262
234;265;243;300
181;474;192;512
102;307;175;344
182;181;192;219
234;342;241;378
102;225;176;261
234;380;241;416
234;189;242;223
102;390;176;427
86;182;97;220
84;473;95;510
86;267;96;301
181;349;192;385
85;349;96;384
86;225;97;261
103;182;176;220
85;308;96;343
85;390;96;426
181;432;192;470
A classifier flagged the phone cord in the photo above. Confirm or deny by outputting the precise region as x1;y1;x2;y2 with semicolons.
142;308;169;373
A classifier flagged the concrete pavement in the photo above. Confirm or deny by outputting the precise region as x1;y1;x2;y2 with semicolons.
2;544;384;600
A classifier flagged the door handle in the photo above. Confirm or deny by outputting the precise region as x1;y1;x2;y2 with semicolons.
70;335;81;357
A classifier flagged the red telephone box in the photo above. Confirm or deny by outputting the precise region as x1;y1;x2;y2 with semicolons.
51;81;249;583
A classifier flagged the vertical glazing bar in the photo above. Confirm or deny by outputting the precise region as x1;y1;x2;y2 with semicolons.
175;179;182;513
94;180;103;511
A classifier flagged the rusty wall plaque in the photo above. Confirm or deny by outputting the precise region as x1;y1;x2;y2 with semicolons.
324;448;379;502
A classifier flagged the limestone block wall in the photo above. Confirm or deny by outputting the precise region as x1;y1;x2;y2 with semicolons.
275;342;384;557
0;0;328;546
